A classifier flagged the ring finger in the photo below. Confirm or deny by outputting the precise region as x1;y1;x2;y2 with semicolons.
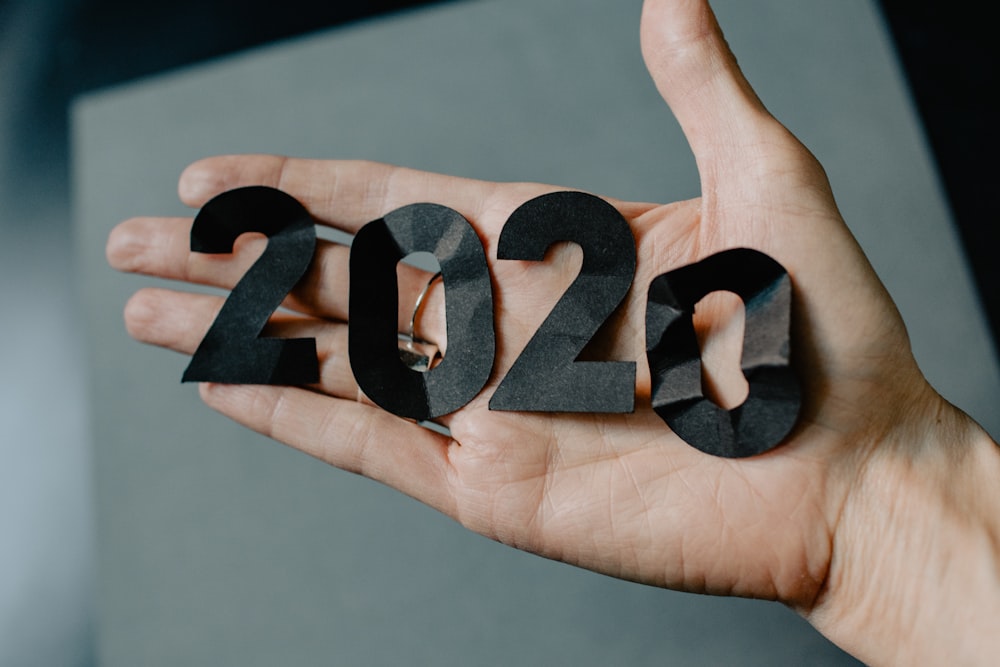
124;287;455;427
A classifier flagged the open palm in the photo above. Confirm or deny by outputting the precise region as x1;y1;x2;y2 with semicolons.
108;0;937;623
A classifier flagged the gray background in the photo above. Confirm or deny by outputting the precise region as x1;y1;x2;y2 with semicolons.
70;0;998;664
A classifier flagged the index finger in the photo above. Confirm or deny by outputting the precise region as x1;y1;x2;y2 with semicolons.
178;155;555;238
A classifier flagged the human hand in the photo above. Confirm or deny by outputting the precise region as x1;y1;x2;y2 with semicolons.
106;1;999;664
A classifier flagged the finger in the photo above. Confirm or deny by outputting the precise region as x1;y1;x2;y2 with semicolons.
640;0;770;153
198;381;458;517
124;287;457;426
109;216;445;337
177;155;554;238
124;287;359;398
637;0;820;217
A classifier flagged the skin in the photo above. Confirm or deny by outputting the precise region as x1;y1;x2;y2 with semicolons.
106;0;1000;664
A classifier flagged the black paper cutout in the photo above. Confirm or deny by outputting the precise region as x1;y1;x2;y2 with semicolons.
182;186;319;384
489;191;636;413
645;248;800;458
349;204;495;420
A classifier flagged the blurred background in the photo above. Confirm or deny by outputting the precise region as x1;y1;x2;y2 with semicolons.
0;1;995;665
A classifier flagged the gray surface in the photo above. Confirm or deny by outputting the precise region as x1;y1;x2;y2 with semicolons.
73;0;999;665
1;2;93;665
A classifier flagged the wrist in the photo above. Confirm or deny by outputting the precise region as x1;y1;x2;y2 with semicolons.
807;388;1000;666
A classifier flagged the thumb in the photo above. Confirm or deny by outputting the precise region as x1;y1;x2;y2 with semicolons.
640;0;781;178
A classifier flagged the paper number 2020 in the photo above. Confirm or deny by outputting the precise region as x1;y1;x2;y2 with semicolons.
181;187;800;458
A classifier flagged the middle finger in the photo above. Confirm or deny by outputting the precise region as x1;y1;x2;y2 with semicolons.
108;215;444;336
